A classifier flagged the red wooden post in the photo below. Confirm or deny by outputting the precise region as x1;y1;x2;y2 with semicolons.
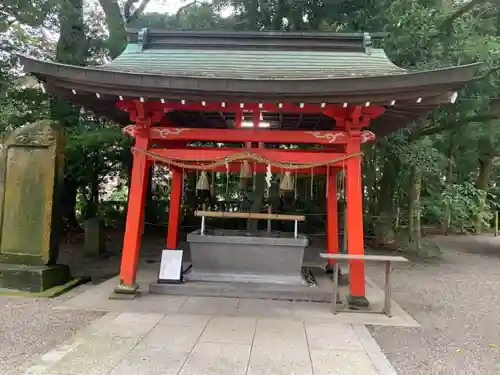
326;169;338;266
345;133;368;305
167;167;183;249
115;132;150;295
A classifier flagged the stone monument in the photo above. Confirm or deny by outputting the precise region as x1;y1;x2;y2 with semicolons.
84;217;106;257
0;120;70;292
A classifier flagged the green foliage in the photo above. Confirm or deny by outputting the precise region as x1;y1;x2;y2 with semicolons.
440;182;493;231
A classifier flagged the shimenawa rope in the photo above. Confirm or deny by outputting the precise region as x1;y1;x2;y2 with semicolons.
133;147;362;171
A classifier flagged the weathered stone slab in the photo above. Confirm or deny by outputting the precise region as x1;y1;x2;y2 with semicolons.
0;121;69;292
0;120;64;266
84;218;106;257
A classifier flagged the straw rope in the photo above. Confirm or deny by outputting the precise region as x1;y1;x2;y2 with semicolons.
134;147;362;171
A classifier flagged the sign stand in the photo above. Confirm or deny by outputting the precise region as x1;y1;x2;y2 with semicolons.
158;249;184;284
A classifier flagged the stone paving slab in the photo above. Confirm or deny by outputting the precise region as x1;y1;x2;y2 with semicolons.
108;324;205;375
96;312;163;338
310;349;378;375
56;274;419;327
23;311;399;375
159;313;210;328
247;345;313;375
305;322;365;351
179;296;240;315
47;334;140;375
179;342;251;375
253;318;308;349
200;316;256;345
236;298;293;317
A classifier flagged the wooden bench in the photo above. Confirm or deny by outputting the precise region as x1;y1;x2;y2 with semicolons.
319;253;409;316
194;210;305;238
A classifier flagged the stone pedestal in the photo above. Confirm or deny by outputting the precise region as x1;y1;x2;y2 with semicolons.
0;121;71;292
0;264;70;292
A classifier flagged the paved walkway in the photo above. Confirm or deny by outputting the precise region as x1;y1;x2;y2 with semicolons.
14;262;410;375
23;311;397;375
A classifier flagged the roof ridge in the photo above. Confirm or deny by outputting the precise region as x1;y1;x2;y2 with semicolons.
127;28;387;54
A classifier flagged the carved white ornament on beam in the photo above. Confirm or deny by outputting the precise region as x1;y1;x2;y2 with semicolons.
153;128;188;138
123;125;137;137
123;126;187;138
303;131;348;143
360;130;376;143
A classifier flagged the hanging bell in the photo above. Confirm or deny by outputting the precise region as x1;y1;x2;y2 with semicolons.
279;171;294;192
239;160;252;180
196;171;210;191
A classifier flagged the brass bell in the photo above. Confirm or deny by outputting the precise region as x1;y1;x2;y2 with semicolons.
239;160;252;179
196;171;210;191
279;171;294;192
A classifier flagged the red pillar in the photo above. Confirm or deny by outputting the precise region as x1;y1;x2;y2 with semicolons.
115;134;150;294
346;136;367;303
326;169;338;266
167;167;182;249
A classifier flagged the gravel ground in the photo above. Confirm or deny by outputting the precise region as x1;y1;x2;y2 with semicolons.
0;297;104;375
367;235;500;375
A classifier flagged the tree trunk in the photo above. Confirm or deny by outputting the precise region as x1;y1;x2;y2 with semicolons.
54;0;86;227
476;156;494;191
408;167;422;254
56;0;86;65
474;155;494;233
97;0;128;58
87;156;99;219
88;178;99;218
443;135;457;235
363;144;377;220
374;157;398;244
53;0;86;121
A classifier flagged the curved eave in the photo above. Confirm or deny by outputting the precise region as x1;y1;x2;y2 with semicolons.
42;85;456;137
20;56;479;103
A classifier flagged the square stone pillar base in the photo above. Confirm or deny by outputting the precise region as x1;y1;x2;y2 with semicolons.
0;263;71;292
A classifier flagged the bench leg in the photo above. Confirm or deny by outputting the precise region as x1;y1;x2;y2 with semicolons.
332;262;340;314
383;261;392;317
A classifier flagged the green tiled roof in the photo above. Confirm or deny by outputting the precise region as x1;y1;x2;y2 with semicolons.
18;30;480;137
98;44;405;80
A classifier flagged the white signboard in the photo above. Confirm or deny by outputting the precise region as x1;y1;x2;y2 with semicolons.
158;249;183;284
